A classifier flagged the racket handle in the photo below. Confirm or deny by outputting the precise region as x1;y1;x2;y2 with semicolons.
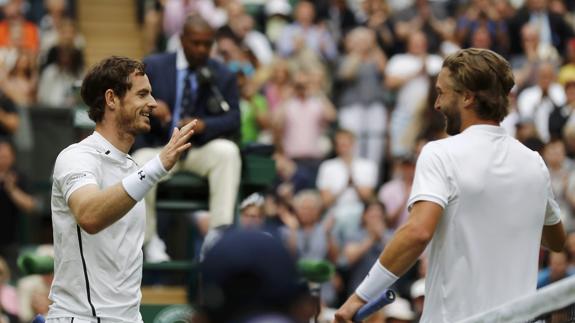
352;289;396;322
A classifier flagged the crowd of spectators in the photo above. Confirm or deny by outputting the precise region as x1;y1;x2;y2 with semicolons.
3;0;575;321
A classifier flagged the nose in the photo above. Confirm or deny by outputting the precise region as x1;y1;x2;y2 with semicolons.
149;96;158;110
434;98;441;111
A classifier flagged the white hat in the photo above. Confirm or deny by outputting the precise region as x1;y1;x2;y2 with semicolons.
384;297;415;321
240;192;264;210
265;0;291;16
410;278;425;299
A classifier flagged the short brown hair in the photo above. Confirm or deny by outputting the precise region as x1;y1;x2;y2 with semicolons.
81;56;145;123
442;48;515;122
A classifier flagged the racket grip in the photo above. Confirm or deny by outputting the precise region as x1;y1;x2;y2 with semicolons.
352;289;396;322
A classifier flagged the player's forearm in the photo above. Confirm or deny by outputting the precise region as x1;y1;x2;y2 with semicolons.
378;219;433;276
71;184;137;234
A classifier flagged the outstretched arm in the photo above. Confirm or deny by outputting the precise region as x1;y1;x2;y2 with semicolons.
334;201;442;322
68;120;196;234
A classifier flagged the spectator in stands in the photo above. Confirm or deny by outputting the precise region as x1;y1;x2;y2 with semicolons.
537;250;575;288
454;0;509;54
517;62;566;143
38;0;82;59
219;13;274;66
16;244;53;322
378;154;416;233
361;0;397;57
0;0;40;53
543;140;574;231
316;129;378;244
133;14;241;262
508;0;575;57
0;51;37;108
384;30;443;158
276;0;338;62
511;24;560;93
281;189;338;305
0;139;37;277
41;18;84;71
237;71;269;145
272;150;315;204
0;90;18;141
548;76;575;141
262;56;293;113
336;27;388;168
341;199;389;294
0;256;18;323
37;45;83;108
272;68;337;178
239;192;265;230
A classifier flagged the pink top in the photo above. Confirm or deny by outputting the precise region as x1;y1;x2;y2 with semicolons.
1;284;19;315
281;95;326;159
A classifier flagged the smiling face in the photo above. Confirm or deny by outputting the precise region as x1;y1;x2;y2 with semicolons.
114;72;157;136
435;68;464;136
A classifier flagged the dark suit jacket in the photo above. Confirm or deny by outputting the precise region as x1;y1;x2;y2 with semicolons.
135;53;240;149
508;8;575;56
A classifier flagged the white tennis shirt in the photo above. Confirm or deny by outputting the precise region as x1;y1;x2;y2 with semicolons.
408;125;561;323
48;132;145;323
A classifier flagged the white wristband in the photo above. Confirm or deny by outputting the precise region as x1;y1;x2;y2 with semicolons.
355;260;398;302
122;155;168;201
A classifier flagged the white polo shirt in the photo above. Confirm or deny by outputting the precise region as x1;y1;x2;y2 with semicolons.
48;132;145;323
408;125;561;323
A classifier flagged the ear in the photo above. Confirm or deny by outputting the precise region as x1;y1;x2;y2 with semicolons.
462;91;475;110
104;89;117;110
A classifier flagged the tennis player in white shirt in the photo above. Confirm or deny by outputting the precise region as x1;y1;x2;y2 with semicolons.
335;48;567;323
47;56;196;323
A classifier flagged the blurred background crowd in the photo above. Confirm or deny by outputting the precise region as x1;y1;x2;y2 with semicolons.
3;0;575;322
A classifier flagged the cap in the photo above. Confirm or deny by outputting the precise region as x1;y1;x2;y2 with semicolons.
200;230;302;316
265;0;291;16
240;192;264;210
384;297;416;320
410;278;425;299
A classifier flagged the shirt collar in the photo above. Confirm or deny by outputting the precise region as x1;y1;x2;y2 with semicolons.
176;47;189;71
91;131;130;162
462;124;507;135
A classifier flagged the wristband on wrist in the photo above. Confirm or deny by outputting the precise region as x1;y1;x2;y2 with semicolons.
355;260;398;302
122;155;168;201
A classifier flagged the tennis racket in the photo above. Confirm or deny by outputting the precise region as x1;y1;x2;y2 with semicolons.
352;289;396;322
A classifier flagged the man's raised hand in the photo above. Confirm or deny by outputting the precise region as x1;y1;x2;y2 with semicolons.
159;119;197;170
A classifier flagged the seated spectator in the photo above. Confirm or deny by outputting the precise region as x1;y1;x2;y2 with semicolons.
237;71;270;145
0;256;18;323
378;154;416;233
336;27;388;168
262;56;293;113
0;51;38;108
517;62;566;143
0;139;38;277
41;18;85;71
239;192;266;230
16;244;53;322
454;0;509;54
317;129;378;242
281;189;338;306
0;0;39;53
0;90;18;141
133;15;241;261
37;45;83;108
272;68;337;177
276;0;338;62
341;199;389;294
537;250;575;288
384;30;442;158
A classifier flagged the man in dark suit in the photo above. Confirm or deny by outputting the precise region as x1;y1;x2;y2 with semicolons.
508;0;574;57
133;14;241;262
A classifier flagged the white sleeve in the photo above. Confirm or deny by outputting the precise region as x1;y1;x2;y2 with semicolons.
354;160;378;188
53;148;99;203
544;168;562;226
408;143;452;210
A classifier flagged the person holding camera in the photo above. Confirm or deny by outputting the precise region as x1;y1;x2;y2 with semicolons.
133;14;241;262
